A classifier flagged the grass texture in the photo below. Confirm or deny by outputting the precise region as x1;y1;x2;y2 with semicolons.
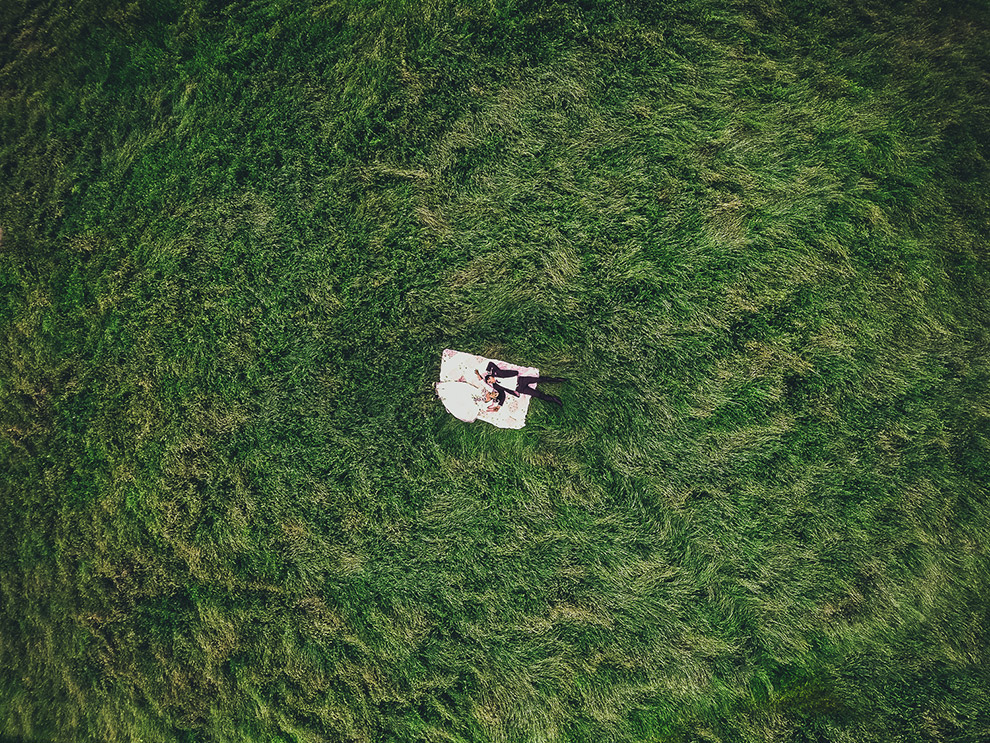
1;0;989;741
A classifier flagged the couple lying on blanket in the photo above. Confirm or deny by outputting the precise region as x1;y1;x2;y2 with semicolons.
436;350;567;428
474;361;565;411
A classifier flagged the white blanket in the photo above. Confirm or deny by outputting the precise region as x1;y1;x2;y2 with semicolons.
435;349;539;429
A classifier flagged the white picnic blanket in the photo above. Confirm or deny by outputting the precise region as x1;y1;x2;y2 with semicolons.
436;349;539;429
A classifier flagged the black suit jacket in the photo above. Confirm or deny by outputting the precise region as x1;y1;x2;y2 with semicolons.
486;362;519;405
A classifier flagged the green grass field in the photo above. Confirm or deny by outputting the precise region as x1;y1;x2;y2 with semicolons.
2;0;989;741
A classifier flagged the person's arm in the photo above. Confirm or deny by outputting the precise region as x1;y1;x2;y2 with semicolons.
492;381;519;398
486;361;518;378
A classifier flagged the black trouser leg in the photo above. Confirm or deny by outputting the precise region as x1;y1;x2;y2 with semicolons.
516;377;562;406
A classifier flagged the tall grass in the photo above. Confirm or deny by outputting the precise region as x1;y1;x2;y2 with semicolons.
2;0;989;741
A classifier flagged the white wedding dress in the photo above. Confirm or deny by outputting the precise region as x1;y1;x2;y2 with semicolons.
436;381;484;422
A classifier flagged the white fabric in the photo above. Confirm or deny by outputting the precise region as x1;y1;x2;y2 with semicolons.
493;373;517;392
435;381;486;422
436;349;539;429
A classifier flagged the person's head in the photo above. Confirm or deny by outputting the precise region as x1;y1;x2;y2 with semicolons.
485;375;495;385
484;389;497;402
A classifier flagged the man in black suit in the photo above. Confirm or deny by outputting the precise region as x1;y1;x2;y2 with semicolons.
474;361;566;408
